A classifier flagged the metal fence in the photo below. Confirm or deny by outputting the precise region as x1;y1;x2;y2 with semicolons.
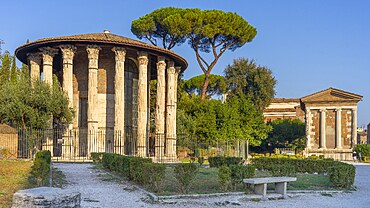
0;128;249;162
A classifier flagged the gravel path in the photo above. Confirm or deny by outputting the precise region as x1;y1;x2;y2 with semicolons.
55;163;370;208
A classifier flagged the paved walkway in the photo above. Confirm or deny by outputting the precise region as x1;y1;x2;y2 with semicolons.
55;163;370;208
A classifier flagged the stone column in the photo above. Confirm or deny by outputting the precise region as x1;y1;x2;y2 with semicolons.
155;56;166;160
351;108;358;148
165;61;176;160
319;109;326;149
335;108;342;149
40;47;58;156
60;45;77;129
137;52;149;157
60;45;76;159
112;47;126;155
40;47;58;85
86;45;101;154
305;107;311;150
27;53;41;81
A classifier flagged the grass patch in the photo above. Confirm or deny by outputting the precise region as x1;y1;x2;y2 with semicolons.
160;167;333;195
0;160;66;208
0;160;34;208
92;163;334;196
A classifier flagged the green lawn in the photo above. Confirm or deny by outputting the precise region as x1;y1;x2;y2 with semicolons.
0;160;33;208
158;166;332;195
0;160;66;208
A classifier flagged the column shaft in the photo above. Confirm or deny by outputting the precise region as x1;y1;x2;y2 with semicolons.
155;56;166;159
113;47;126;155
27;53;41;81
305;107;311;150
137;52;149;157
335;108;342;149
40;47;58;85
165;61;176;159
60;45;76;126
351;108;357;148
60;45;76;159
319;109;326;149
86;45;101;154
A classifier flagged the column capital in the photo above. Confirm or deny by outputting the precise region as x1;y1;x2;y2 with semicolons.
59;45;77;60
351;107;358;111
112;47;126;62
167;61;175;74
27;52;42;65
175;66;181;74
157;56;166;69
319;109;327;113
86;45;101;60
40;47;58;63
334;108;342;112
137;51;148;65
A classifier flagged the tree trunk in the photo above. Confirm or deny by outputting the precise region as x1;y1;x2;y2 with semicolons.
201;73;210;100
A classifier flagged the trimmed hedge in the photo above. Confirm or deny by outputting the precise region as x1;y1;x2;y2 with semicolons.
252;157;335;173
329;163;356;188
32;150;51;186
230;165;255;189
142;163;166;192
91;152;103;163
252;156;356;188
208;156;243;168
97;153;169;192
174;163;198;193
270;164;296;177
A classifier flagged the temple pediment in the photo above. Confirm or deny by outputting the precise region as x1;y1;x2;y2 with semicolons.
301;87;362;103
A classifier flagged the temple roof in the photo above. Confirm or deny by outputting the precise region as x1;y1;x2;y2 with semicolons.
15;32;188;70
270;98;300;103
301;87;363;103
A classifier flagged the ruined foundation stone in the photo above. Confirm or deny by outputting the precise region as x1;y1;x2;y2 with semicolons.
12;187;81;208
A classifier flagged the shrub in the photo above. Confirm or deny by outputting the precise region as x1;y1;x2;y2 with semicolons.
229;165;255;190
174;163;198;193
129;157;152;184
32;150;51;186
198;157;205;166
355;144;370;157
208;156;243;168
329;163;356;188
142;163;166;192
91;152;103;163
218;165;231;191
270;164;296;177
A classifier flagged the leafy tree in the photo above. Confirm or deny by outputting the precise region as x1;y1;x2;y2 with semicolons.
0;51;11;84
131;7;188;49
131;8;257;100
263;119;306;153
225;58;276;111
184;74;226;98
0;75;73;129
219;95;271;146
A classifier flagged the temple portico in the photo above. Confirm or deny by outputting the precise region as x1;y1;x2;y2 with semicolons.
16;31;188;162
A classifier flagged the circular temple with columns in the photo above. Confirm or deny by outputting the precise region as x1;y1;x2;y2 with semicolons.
15;31;188;162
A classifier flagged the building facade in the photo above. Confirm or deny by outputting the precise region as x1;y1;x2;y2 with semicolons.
15;31;188;162
263;88;363;160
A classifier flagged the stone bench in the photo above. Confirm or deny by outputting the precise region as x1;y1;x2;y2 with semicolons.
243;177;297;199
12;187;81;208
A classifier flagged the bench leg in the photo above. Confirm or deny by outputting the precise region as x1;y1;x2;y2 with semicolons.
275;182;287;198
254;183;267;199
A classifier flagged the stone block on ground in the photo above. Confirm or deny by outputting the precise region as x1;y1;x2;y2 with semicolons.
12;187;80;208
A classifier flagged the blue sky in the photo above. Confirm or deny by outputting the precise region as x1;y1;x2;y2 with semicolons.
1;0;369;127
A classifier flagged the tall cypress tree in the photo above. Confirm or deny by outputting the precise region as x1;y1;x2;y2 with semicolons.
10;55;17;83
0;51;11;84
